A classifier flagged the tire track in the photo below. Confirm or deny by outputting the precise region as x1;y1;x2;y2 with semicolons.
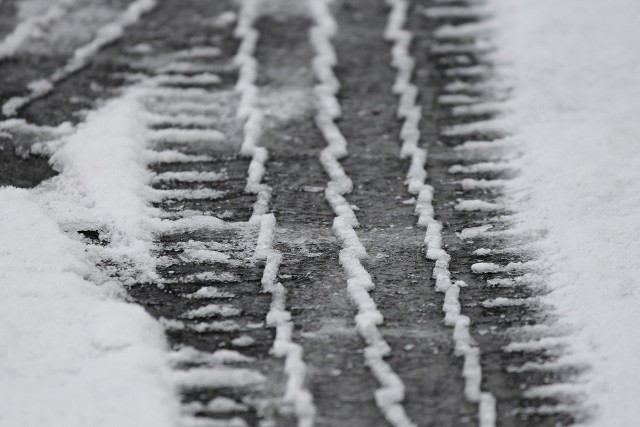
412;1;584;425
130;2;318;425
0;0;79;60
324;0;483;425
384;1;496;425
115;10;286;426
2;0;158;116
131;50;278;426
253;9;385;426
233;2;315;425
309;1;417;426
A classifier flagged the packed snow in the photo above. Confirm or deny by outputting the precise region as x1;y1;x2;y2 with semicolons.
490;0;640;424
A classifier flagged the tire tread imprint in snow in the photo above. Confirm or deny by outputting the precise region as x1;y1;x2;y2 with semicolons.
412;1;582;425
331;0;478;425
255;12;387;427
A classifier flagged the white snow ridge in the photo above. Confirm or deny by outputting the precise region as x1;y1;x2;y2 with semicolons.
0;91;179;427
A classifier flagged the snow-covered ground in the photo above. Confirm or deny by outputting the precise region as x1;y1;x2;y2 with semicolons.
492;0;640;424
3;0;640;425
0;92;179;427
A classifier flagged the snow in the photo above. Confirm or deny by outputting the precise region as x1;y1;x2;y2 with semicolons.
146;113;220;128
481;298;534;308
170;347;253;365
186;287;235;300
182;304;242;319
454;200;501;212
161;319;241;333
145;150;213;163
460;179;505;191
232;335;256;347
309;1;418;425
162;271;240;285
2;0;157;116
389;2;496;424
0;191;178;427
40;89;159;283
0;84;181;426
153;171;227;183
171;46;222;60
448;162;513;174
180;417;249;427
183;397;248;414
458;224;493;240
148;128;227;144
489;0;640;424
180;249;236;265
154;189;226;201
234;1;316;424
422;6;491;20
442;118;509;137
153;73;222;86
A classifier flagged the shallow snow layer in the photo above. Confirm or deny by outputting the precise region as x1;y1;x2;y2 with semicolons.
492;0;640;424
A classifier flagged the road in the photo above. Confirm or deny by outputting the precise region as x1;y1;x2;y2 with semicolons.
0;0;582;426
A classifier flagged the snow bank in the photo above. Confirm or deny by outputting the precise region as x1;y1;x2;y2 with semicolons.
0;189;178;427
491;0;640;424
0;88;178;426
40;89;159;283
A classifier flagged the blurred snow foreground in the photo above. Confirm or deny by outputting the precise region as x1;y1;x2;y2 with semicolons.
491;0;640;425
0;92;179;427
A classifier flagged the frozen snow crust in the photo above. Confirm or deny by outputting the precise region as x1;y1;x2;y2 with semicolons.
491;0;640;424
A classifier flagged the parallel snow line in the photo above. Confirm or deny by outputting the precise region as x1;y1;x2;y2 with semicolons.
0;0;79;59
309;2;416;426
384;1;496;426
2;0;158;116
233;2;315;426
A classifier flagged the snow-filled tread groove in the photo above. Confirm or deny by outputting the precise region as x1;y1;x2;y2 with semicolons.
385;1;496;425
123;8;300;427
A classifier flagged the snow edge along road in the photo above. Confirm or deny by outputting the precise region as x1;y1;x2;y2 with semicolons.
0;91;180;427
